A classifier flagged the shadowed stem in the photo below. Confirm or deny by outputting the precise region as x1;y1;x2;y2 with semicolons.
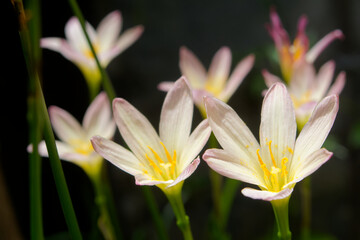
271;196;292;240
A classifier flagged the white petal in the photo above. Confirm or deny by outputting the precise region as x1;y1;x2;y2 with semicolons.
65;17;97;54
203;149;263;187
157;81;175;92
293;95;339;163
179;46;207;88
287;148;333;186
166;157;200;188
83;92;115;139
159;77;193;154
91;136;144;176
112;98;162;162
220;54;255;102
207;47;232;90
96;11;122;53
241;187;293;201
179;119;211;168
327;71;346;96
49;106;86;143
101;25;144;65
260;83;296;166
204;96;260;171
312;61;335;100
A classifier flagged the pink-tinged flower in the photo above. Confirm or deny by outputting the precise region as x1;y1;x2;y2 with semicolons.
31;92;115;175
91;77;211;191
262;61;345;129
266;8;344;82
158;46;254;116
41;10;143;91
203;83;338;201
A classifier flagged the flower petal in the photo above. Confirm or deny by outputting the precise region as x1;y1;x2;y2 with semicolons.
207;47;231;91
101;25;144;65
203;149;263;187
287;148;333;187
179;46;207;88
65;17;97;54
262;69;282;88
179;119;211;169
293;94;338;162
83;92;115;139
260;83;297;166
91;136;144;176
312;61;335;100
96;11;122;52
112;98;162;162
159;77;193;154
49;106;86;143
327;71;346;96
166;157;200;188
241;187;293;201
220;54;255;102
157;81;175;92
306;29;344;63
204;96;260;171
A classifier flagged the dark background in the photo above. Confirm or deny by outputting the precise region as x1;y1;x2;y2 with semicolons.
3;0;360;239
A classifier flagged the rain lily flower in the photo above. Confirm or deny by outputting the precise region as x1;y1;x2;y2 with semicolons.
33;92;115;176
41;10;143;96
203;82;338;201
266;8;344;82
262;60;345;129
203;82;338;238
158;46;254;117
91;77;211;192
91;77;211;239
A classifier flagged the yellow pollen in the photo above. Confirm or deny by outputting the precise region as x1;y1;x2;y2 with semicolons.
69;139;93;155
287;147;294;154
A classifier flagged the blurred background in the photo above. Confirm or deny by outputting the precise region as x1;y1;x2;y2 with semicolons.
4;0;360;239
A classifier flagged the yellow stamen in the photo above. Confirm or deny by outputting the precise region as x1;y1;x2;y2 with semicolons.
268;140;277;167
147;145;164;163
257;149;270;177
145;154;163;175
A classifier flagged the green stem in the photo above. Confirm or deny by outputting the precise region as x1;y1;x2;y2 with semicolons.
271;196;292;240
89;164;122;240
67;0;116;101
164;188;193;240
300;177;311;240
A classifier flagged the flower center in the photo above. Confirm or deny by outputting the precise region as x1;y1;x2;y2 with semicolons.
204;78;225;97
144;142;177;181
83;43;100;59
291;91;312;109
256;141;290;192
69;139;94;155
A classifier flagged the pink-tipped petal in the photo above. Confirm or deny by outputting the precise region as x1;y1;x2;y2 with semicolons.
91;136;144;176
313;61;335;100
97;10;122;52
327;71;346;96
261;69;283;88
180;119;211;168
112;98;162;162
41;38;86;64
220;54;255;102
166;157;200;188
207;47;232;89
241;187;293;201
294;95;339;162
157;81;175;92
260;83;297;166
83;92;115;139
203;149;263;187
179;46;207;88
49;106;86;143
159;77;193;154
306;29;344;63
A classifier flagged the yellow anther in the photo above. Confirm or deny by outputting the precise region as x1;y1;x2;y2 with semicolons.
287;147;294;154
257;149;270;177
268;141;277;167
145;154;162;175
147;145;164;163
160;142;172;163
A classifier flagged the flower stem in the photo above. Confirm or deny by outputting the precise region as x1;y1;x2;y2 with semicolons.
164;187;193;240
300;177;311;240
67;0;116;101
89;163;123;240
271;196;292;240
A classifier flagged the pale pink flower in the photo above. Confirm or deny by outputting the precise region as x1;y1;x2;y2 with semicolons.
266;8;344;82
262;61;345;128
30;92;115;174
91;77;211;191
203;83;338;201
158;47;254;116
41;10;143;87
